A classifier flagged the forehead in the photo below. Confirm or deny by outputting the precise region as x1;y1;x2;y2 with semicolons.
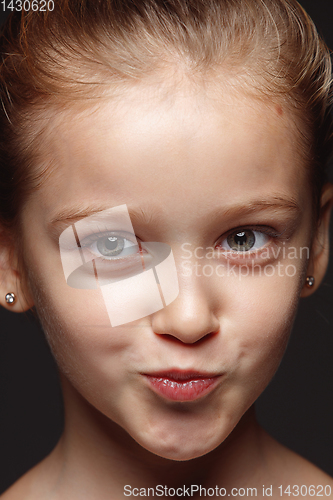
27;82;308;225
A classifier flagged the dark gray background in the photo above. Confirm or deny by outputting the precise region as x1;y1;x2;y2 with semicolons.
0;0;333;494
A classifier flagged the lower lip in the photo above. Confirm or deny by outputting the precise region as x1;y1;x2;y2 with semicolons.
144;375;220;402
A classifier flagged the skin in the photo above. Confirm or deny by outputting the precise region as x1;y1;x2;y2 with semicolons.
0;79;333;499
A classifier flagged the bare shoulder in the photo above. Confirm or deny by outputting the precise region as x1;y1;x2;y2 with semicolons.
0;465;41;500
0;443;63;500
260;430;333;496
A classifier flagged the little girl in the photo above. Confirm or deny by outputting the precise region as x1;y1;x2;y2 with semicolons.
1;0;333;498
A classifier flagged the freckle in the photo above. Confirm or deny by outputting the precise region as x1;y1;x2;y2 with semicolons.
276;105;283;117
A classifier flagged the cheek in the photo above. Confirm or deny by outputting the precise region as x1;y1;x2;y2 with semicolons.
28;278;150;430
25;255;131;387
220;270;302;399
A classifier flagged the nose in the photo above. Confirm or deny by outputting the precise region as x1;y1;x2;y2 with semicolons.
151;280;220;344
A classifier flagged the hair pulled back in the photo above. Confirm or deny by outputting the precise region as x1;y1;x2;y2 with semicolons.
0;0;332;234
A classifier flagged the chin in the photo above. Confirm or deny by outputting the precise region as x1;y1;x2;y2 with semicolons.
142;439;218;461
130;422;225;462
156;447;216;462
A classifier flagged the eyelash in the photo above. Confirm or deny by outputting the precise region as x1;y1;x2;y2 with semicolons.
216;225;286;258
82;231;135;246
80;230;143;262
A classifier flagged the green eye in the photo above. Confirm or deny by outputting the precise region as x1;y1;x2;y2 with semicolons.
226;230;256;252
97;236;125;257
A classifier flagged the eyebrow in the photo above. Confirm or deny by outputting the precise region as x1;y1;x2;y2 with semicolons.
47;205;161;241
48;196;301;235
221;196;301;219
49;205;159;227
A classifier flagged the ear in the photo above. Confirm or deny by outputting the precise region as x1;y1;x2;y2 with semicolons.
0;230;34;312
301;183;333;297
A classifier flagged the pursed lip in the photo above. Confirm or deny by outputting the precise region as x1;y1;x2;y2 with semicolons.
142;369;222;402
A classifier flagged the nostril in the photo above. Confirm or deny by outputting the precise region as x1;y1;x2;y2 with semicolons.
154;330;219;345
151;291;221;344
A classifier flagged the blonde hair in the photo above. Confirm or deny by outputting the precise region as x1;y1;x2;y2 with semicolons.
0;0;332;230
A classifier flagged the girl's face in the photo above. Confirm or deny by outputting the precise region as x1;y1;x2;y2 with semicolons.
20;81;315;460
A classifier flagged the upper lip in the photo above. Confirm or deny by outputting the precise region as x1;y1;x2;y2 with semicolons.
143;370;220;381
